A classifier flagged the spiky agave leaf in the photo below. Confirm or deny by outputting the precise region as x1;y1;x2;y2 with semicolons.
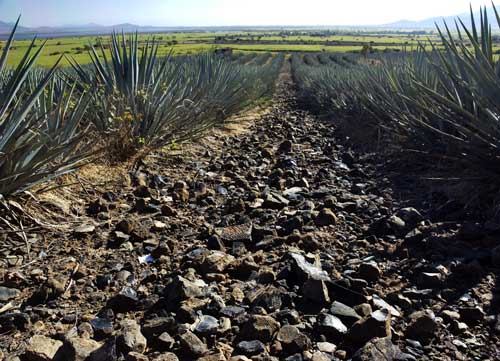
292;3;500;212
71;33;283;156
0;21;94;196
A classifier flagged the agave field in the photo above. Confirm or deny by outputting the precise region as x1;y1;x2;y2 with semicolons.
3;3;500;361
0;21;284;197
293;5;500;215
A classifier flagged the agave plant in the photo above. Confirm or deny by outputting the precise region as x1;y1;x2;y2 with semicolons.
293;2;500;213
0;18;93;196
70;33;283;158
248;52;272;66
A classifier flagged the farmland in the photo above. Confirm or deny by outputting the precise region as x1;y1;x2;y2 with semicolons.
1;3;500;361
3;26;500;67
0;29;448;67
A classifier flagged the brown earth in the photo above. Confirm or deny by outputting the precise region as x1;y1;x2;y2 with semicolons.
0;65;499;361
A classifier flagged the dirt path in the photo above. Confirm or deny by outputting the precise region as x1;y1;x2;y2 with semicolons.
0;64;499;361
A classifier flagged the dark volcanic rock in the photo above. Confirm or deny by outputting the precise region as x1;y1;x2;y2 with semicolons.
241;315;280;342
405;310;438;341
330;301;362;326
346;310;392;349
163;276;207;306
316;313;348;341
178;331;207;357
302;278;330;304
459;306;485;325
141;317;176;341
237;340;266;356
263;192;290;210
90;318;114;339
357;262;381;282
88;337;118;361
326;281;369;306
353;337;416;361
23;335;63;361
117;319;147;354
278;140;293;154
289;253;330;284
247;285;284;312
276;325;311;355
0;286;20;302
108;286;139;312
194;315;220;334
314;209;337;227
56;337;102;361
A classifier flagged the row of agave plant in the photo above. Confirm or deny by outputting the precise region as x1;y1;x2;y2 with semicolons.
0;21;284;197
293;3;500;214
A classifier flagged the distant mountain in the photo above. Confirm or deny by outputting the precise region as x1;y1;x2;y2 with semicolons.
0;20;30;34
384;7;499;29
59;23;103;29
16;22;147;34
1;6;500;37
0;21;185;39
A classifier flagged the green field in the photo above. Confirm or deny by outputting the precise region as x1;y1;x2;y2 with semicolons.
0;29;450;67
1;34;223;67
1;28;497;67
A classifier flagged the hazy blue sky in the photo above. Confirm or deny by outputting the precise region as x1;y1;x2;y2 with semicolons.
0;0;491;27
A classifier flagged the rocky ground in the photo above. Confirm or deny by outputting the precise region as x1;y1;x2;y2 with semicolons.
0;66;499;361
